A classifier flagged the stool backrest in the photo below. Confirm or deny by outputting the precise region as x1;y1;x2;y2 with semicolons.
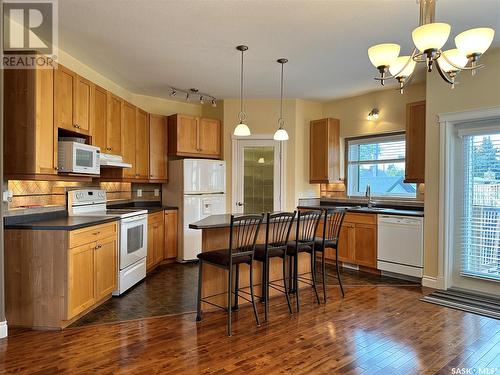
229;214;264;258
323;208;347;242
265;211;296;249
296;210;322;243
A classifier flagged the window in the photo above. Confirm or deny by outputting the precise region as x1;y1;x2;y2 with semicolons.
346;133;416;198
460;130;500;281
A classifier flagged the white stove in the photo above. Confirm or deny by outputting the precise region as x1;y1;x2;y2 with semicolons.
68;189;148;295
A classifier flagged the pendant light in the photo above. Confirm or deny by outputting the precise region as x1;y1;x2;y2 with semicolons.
274;58;289;141
233;45;251;136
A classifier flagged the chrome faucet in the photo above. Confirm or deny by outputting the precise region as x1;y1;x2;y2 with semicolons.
365;185;374;208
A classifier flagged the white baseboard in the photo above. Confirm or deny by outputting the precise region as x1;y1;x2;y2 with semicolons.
0;320;7;339
422;275;446;290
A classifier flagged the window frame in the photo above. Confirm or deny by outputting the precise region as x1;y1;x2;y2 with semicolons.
344;131;417;199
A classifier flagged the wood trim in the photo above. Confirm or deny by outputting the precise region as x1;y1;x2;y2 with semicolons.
5;173;93;182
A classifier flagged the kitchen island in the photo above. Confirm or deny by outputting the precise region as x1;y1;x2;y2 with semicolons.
189;214;312;312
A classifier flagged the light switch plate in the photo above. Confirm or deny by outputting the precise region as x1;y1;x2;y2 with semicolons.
154;188;160;197
137;189;142;197
3;190;13;202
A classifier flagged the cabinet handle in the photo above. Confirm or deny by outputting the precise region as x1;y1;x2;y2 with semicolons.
54;166;59;171
74;124;80;129
93;231;101;235
95;244;102;249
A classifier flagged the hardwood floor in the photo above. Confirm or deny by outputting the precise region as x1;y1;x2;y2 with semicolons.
1;282;499;374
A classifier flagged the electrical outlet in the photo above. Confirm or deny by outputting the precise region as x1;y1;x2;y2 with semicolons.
137;189;142;197
154;188;160;197
3;190;13;202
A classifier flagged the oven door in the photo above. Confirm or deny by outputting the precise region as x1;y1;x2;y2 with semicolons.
72;144;100;175
119;214;148;270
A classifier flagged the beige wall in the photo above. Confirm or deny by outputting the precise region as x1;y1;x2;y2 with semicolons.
423;47;500;279
58;49;202;117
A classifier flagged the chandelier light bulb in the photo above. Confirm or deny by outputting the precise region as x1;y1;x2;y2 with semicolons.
211;99;217;107
455;27;495;57
389;56;417;78
412;23;451;52
199;96;204;104
367;43;401;68
438;49;468;73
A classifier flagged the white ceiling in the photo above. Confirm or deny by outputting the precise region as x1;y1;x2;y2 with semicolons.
58;0;500;101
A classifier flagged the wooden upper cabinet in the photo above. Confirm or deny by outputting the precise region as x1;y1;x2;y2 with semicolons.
136;109;150;179
106;93;123;155
149;114;167;181
54;65;75;132
4;65;57;177
92;85;107;152
73;75;92;135
122;101;137;178
168;114;222;159
199;118;221;157
310;118;340;183
405;101;426;183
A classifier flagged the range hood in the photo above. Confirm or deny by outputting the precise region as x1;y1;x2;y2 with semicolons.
99;153;132;168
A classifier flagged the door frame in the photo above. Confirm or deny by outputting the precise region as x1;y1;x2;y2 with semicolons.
231;134;285;214
437;106;500;292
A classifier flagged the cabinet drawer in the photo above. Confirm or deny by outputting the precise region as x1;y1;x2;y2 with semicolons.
344;213;377;225
69;221;118;248
148;211;164;225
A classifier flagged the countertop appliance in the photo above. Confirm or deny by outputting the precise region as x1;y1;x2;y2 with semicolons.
68;189;148;295
164;159;226;262
58;141;100;175
377;215;424;278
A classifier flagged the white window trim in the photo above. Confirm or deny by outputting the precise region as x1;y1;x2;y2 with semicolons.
346;133;415;199
437;106;500;291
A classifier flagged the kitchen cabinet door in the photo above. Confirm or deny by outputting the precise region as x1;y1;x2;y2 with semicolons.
198;118;221;158
106;93;123;155
147;221;155;271
153;220;165;265
73;75;92;135
67;243;95;319
405;101;426;183
122;101;136;178
353;224;377;268
337;224;353;262
310;118;340;183
92;85;107;152
164;210;178;259
169;115;199;155
54;65;75;132
94;236;117;301
136;108;150;179
149;115;167;181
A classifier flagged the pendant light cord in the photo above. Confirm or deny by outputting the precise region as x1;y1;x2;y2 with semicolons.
240;49;244;117
279;62;284;125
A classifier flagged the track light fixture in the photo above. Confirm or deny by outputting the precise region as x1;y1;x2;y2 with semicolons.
167;87;217;107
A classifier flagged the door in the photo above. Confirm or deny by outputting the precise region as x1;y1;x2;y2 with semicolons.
54;65;75;131
198;118;221;157
176;115;199;154
68;243;95;319
233;138;283;214
92;85;107;151
136;109;150;179
122;102;136;178
149;114;167;180
74;75;92;135
164;210;178;259
95;236;117;300
106;93;122;155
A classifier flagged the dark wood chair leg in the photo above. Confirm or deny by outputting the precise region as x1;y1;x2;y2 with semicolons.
322;250;327;303
233;263;240;311
227;264;233;336
311;251;320;304
282;256;292;314
196;260;203;321
249;262;260;326
335;247;345;298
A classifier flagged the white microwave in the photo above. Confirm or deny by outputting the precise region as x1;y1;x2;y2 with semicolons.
58;141;100;175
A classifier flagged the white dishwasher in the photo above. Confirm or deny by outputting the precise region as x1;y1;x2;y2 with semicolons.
377;215;424;278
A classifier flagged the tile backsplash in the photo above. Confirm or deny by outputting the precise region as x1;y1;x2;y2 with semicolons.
319;181;425;201
6;180;162;214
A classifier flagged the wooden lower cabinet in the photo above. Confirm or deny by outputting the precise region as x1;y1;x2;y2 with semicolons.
324;213;377;269
147;211;165;271
164;209;178;259
4;221;118;329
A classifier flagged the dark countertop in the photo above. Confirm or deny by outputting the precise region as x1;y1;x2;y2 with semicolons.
189;214;238;229
4;211;119;231
107;201;178;213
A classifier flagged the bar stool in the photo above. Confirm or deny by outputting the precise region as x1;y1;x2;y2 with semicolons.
313;208;347;301
253;211;296;322
286;209;323;312
196;214;264;336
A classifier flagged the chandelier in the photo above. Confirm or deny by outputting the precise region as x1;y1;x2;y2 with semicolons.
368;0;495;93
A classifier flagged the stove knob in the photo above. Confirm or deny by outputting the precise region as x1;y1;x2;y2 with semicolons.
98;191;105;198
76;192;84;200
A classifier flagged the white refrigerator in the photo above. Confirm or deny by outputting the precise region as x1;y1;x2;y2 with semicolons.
163;159;226;262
